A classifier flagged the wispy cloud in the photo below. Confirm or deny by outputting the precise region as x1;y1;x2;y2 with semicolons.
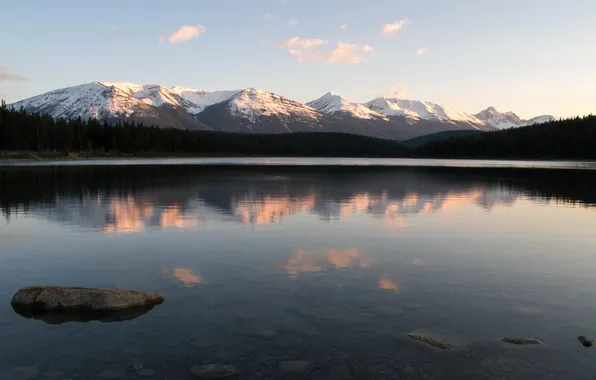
281;0;290;4
160;25;206;44
381;20;407;37
0;66;28;81
288;19;299;27
385;83;408;98
280;37;327;49
415;47;428;55
110;25;120;32
287;42;377;64
263;12;274;20
339;24;348;30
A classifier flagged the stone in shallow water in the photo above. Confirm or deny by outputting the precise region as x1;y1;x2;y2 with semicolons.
1;366;39;380
279;360;310;373
138;368;157;377
578;336;595;347
407;333;454;349
501;337;542;345
190;364;238;379
43;369;66;379
258;329;279;338
99;369;122;379
10;286;164;324
11;286;164;312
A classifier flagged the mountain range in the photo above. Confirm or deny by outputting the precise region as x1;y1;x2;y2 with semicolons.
9;82;555;141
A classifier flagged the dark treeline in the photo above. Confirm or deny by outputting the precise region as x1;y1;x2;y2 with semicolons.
3;100;596;159
415;115;596;159
0;101;408;157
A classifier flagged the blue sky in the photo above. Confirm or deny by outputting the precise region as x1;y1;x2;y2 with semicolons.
1;0;595;118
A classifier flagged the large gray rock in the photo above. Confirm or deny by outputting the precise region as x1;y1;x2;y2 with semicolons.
11;286;164;316
190;364;238;379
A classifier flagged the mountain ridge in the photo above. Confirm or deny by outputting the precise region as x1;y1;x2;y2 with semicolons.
9;81;552;140
474;106;555;129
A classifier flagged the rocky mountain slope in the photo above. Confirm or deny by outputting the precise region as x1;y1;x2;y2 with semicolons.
474;107;555;129
9;82;554;140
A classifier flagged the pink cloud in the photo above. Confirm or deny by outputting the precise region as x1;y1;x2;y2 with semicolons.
161;25;206;44
415;47;429;55
288;42;377;64
280;37;327;49
0;66;27;81
382;20;407;37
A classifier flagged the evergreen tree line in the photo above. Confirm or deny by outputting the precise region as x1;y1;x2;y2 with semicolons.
2;100;596;159
415;115;596;159
0;101;408;157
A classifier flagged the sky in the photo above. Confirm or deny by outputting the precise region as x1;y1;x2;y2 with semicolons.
1;0;595;119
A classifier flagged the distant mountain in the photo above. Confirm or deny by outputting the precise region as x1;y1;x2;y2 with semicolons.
306;92;387;120
9;82;211;130
474;107;555;129
365;98;486;129
11;81;555;140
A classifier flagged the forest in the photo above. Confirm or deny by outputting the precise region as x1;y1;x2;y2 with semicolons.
0;101;408;158
415;115;596;159
2;100;595;160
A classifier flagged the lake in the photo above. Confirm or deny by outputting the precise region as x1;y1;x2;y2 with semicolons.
1;159;596;379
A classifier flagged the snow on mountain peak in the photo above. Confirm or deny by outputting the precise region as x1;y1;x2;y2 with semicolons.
474;107;553;129
229;88;323;123
365;97;484;128
169;86;240;114
307;93;387;120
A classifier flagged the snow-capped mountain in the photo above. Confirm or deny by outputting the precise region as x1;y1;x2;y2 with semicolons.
196;88;334;134
10;82;211;130
474;107;555;129
365;98;486;129
9;81;553;141
307;92;387;120
169;86;241;114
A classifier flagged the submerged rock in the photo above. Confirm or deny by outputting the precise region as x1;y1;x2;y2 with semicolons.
407;333;454;349
190;364;238;379
99;369;122;379
578;336;595;347
279;360;310;373
138;368;157;377
1;366;39;380
501;337;542;345
10;286;164;323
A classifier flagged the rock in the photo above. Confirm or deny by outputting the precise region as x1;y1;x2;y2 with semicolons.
1;366;39;380
258;329;279;338
328;365;355;379
407;333;454;349
99;369;122;379
578;336;595;347
10;286;164;323
501;337;542;345
138;368;157;377
129;362;144;371
279;360;310;373
190;364;238;379
43;369;66;379
11;286;164;312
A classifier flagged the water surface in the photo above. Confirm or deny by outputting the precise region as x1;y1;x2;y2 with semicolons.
1;162;596;379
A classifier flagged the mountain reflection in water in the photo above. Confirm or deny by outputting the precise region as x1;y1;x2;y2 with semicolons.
2;164;596;379
2;165;593;232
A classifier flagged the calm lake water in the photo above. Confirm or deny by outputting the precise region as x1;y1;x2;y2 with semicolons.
1;159;596;379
